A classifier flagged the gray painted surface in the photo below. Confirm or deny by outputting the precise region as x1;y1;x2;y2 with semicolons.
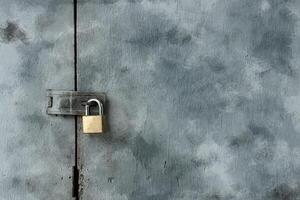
78;0;300;200
0;0;74;199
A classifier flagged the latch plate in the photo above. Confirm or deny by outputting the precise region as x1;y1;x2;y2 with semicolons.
46;90;106;116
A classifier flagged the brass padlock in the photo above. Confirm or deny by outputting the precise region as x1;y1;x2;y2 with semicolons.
82;99;104;134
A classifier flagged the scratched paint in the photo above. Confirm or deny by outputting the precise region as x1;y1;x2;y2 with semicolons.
0;0;74;199
78;0;300;199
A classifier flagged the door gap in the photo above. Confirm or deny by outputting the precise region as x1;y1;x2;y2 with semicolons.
73;0;79;199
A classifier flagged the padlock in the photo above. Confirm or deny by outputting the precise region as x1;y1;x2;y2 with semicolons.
82;98;104;134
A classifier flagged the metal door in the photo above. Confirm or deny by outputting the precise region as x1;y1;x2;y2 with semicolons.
77;0;300;199
0;0;74;199
2;0;300;200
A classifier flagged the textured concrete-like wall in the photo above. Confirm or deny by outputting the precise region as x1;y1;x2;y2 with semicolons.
1;0;300;199
78;0;300;199
0;0;74;199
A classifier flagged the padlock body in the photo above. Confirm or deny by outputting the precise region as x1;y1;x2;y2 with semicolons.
82;115;104;133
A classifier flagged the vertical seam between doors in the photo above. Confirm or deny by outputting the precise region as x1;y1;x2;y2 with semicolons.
73;0;79;199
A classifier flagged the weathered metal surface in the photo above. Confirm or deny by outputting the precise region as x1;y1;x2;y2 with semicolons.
47;90;106;116
0;0;74;199
78;0;300;199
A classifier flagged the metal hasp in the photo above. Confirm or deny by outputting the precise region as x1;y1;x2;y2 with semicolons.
46;90;106;116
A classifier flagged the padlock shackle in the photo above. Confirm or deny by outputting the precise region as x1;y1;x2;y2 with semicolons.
85;98;103;115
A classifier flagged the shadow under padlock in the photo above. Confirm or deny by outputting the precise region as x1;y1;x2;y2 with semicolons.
82;99;106;134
